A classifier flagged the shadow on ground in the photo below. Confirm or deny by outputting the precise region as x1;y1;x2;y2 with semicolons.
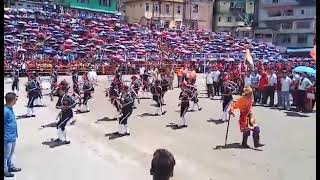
165;123;183;130
213;143;263;151
16;115;35;120
105;132;128;140
284;111;310;117
95;117;117;123
42;139;70;148
137;113;157;117
207;118;227;125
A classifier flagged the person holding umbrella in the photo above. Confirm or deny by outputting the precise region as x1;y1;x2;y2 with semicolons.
229;87;264;148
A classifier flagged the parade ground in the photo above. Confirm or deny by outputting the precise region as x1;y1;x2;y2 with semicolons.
4;74;316;180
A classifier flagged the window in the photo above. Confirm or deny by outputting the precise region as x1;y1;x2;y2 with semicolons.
296;21;311;29
249;2;253;5
154;4;158;12
301;9;304;14
281;36;291;43
268;10;281;17
283;9;293;16
272;0;278;3
282;22;293;29
230;2;234;7
145;3;149;11
177;5;181;14
297;35;307;44
227;16;232;22
218;16;221;22
165;21;170;28
265;34;272;38
100;0;110;6
193;5;198;13
165;4;170;13
80;0;89;3
176;21;181;28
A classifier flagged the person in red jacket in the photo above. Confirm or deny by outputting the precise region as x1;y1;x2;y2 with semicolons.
259;71;268;104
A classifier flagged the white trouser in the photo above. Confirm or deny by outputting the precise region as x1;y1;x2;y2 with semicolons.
57;128;67;141
177;117;186;127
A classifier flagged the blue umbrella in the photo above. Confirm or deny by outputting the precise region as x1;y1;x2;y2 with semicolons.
293;66;316;75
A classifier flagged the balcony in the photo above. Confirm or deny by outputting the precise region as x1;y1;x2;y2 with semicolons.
262;0;299;8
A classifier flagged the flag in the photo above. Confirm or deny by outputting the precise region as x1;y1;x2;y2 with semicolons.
245;48;254;66
310;45;316;61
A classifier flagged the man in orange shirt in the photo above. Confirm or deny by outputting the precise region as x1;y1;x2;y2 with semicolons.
229;87;264;148
176;68;183;87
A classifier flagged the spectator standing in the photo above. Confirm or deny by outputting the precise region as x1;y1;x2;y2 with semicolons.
244;72;252;87
297;72;312;112
276;72;283;107
176;68;183;87
251;70;261;104
259;71;269;104
266;70;277;106
281;71;292;110
4;92;21;177
205;68;214;98
212;67;221;96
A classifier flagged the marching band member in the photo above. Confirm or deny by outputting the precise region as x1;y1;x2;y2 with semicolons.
116;85;134;136
130;75;142;108
25;75;38;117
229;86;264;148
187;82;202;111
220;81;233;121
151;80;166;116
11;68;20;96
108;82;122;119
54;90;78;144
160;74;170;105
177;82;192;128
77;75;93;113
33;72;44;106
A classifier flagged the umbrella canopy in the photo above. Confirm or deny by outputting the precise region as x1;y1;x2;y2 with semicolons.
293;66;316;75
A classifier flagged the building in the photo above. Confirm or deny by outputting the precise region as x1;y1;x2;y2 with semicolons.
255;0;316;54
125;0;184;28
214;0;254;37
61;0;117;14
184;0;215;31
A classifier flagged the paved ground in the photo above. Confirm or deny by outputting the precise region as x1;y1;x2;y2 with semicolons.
4;74;316;180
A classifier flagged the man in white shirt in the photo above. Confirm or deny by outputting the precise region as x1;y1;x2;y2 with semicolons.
280;71;292;110
296;72;312;112
139;66;145;79
266;69;277;106
205;68;214;98
212;67;221;96
251;70;261;103
244;72;252;87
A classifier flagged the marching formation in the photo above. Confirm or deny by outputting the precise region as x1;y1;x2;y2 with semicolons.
15;65;265;149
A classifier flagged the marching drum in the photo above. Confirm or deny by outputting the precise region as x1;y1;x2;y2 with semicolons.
226;81;239;94
40;79;52;90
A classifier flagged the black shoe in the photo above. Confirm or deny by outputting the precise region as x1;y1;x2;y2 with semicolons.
154;113;159;116
254;143;265;148
162;111;167;115
124;132;130;136
198;107;202;111
182;125;188;128
4;172;14;177
63;141;70;144
241;144;250;148
9;167;21;172
53;139;61;142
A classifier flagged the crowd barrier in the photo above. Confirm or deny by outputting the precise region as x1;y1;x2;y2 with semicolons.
4;63;187;76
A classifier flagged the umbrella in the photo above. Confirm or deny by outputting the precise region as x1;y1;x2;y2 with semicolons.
293;66;316;75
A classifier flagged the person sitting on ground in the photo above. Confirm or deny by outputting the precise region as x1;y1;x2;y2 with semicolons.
150;149;176;180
